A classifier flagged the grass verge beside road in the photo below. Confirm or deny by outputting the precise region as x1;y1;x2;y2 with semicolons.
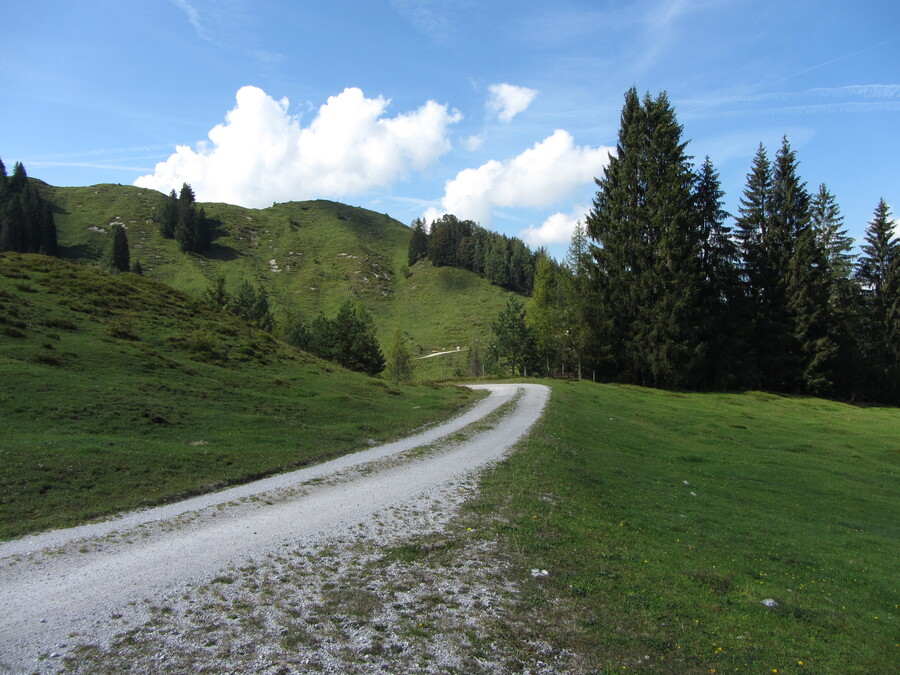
0;253;477;540
464;380;899;673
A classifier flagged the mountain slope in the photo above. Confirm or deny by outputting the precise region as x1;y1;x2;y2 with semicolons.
39;182;514;369
0;252;476;539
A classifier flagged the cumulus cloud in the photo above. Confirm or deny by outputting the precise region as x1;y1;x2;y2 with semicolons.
425;130;613;227
487;83;539;122
134;86;461;208
521;205;589;247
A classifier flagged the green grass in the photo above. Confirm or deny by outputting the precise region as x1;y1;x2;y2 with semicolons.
38;181;514;379
464;381;899;673
0;253;477;540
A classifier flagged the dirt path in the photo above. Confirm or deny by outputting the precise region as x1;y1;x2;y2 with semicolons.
0;383;550;673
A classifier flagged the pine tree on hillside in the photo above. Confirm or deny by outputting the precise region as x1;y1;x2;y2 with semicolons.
766;136;810;390
490;297;535;376
9;162;27;193
587;87;645;382
108;224;130;272
159;189;178;239
407;218;428;266
694;156;743;388
529;252;566;375
385;327;413;384
788;223;838;395
734;145;773;386
809;184;859;395
587;88;706;388
0;158;8;201
856;199;899;401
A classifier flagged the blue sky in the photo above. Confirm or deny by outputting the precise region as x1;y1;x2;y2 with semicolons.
2;0;898;258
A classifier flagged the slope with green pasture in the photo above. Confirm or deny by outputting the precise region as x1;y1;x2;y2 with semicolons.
0;252;477;540
462;380;899;673
39;182;514;370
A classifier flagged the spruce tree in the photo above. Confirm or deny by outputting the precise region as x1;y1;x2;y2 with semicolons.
587;88;705;388
767;136;810;390
856;199;899;401
108;224;130;272
694;156;742;388
385;327;413;384
489;297;535;376
9;162;27;193
407;218;429;266
159;189;178;239
528;253;565;374
810;184;858;395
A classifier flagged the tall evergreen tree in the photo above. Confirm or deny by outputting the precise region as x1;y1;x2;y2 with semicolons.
734;144;773;386
384;327;413;384
856;199;899;401
693;156;742;388
767;136;810;390
9;162;27;193
108;224;130;272
809;184;858;395
587;88;706;388
159;189;178;239
489;297;535;376
407;217;428;266
528;253;565;374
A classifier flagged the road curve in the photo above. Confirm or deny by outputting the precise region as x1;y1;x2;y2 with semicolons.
0;383;549;673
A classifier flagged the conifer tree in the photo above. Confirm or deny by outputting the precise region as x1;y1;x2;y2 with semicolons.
108;224;130;272
9;162;27;193
694;156;742;388
528;253;564;374
490;297;535;376
587;88;705;387
407;218;429;266
385;327;413;384
159;189;178;239
809;184;858;395
856;199;899;401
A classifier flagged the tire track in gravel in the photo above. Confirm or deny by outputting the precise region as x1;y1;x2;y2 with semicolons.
0;383;549;673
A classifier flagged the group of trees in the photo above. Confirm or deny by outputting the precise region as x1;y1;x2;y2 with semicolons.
158;183;211;253
0;159;58;256
408;214;539;294
285;301;386;376
203;276;274;331
493;88;898;404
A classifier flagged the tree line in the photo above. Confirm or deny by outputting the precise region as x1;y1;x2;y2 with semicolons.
490;88;899;404
0;158;58;256
408;213;540;295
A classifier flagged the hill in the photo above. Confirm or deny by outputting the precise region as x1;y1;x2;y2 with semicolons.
36;182;515;376
0;252;476;540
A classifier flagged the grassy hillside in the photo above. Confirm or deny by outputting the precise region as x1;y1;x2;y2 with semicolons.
463;381;899;673
0;253;477;540
38;182;512;376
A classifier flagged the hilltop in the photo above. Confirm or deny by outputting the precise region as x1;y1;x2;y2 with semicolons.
35;182;516;373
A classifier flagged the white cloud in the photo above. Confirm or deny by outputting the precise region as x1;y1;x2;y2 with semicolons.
134;86;461;208
426;130;612;227
487;83;539;122
521;206;589;247
462;133;485;151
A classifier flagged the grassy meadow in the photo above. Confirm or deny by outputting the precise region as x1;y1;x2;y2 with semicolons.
0;253;477;540
463;381;899;673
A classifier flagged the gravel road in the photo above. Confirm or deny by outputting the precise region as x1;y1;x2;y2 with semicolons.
0;383;550;674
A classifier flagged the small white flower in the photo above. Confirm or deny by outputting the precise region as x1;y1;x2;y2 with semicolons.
762;598;778;607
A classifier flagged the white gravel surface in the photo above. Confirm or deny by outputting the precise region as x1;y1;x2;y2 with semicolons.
0;383;551;674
